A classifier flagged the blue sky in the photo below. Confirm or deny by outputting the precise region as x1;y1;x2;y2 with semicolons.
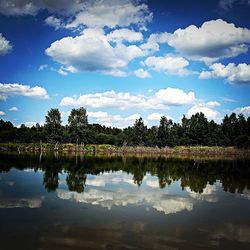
0;0;250;128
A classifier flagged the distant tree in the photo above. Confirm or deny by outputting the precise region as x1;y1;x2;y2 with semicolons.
236;113;247;136
45;108;62;143
68;107;88;143
131;117;147;146
146;126;158;147
188;113;209;145
234;135;250;149
157;116;173;147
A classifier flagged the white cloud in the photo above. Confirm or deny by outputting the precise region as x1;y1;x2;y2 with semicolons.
0;1;152;31
0;111;5;116
0;197;43;208
167;19;250;63
186;182;221;203
133;68;151;78
57;182;194;215
38;64;48;71
17;121;37;128
147;113;173;121
8;106;18;112
46;28;144;75
206;101;220;107
65;0;152;29
0;33;12;55
60;88;196;110
233;106;250;116
0;83;49;101
45;15;63;29
107;28;143;43
140;32;171;52
87;111;141;128
199;63;250;84
154;88;195;106
187;103;220;120
143;54;191;75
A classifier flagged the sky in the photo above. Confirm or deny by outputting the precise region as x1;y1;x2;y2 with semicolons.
0;0;250;128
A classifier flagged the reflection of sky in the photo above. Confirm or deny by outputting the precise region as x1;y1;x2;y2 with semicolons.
0;169;249;218
57;171;225;215
0;197;44;208
0;168;45;209
1;167;250;248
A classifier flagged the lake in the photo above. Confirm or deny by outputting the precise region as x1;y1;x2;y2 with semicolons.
0;152;250;250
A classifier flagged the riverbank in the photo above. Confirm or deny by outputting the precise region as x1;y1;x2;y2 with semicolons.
0;143;249;158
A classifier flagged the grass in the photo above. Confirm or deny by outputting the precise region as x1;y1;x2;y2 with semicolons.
0;142;249;157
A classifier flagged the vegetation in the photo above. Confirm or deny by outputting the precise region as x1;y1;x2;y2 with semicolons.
0;152;249;193
0;107;250;149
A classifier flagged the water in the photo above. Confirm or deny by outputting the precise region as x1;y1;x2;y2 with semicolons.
0;152;250;250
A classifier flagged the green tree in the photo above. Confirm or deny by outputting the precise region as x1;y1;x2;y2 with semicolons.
157;116;173;147
146;126;158;147
131;117;147;146
68;107;88;143
188;113;209;145
45;108;62;143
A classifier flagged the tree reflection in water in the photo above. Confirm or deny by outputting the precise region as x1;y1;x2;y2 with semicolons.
0;152;249;194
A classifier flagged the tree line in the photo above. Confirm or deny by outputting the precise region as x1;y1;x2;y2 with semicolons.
0;107;250;148
1;153;249;193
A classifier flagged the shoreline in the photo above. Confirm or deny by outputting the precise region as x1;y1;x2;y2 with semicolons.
0;143;249;159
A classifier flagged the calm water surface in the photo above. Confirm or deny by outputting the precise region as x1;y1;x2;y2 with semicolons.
0;153;250;250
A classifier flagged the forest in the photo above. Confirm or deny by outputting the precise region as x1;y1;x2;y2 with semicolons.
0;107;250;148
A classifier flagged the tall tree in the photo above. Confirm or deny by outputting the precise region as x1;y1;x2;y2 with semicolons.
68;107;88;143
131;117;147;146
188;113;209;145
45;108;62;143
157;116;173;147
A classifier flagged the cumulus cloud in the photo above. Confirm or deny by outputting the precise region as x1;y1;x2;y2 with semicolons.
8;106;18;112
0;33;12;55
154;88;195;106
187;103;220;121
57;186;193;214
46;28;144;75
0;83;49;101
186;182;221;203
17;121;40;128
60;88;196;110
199;63;250;84
147;113;173;121
65;0;152;29
107;28;143;43
45;15;63;29
206;101;221;107
140;32;171;52
0;197;43;208
233;106;250;116
0;0;85;16
167;19;250;63
87;111;141;127
0;111;5;116
133;68;151;78
0;0;152;32
143;54;191;75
